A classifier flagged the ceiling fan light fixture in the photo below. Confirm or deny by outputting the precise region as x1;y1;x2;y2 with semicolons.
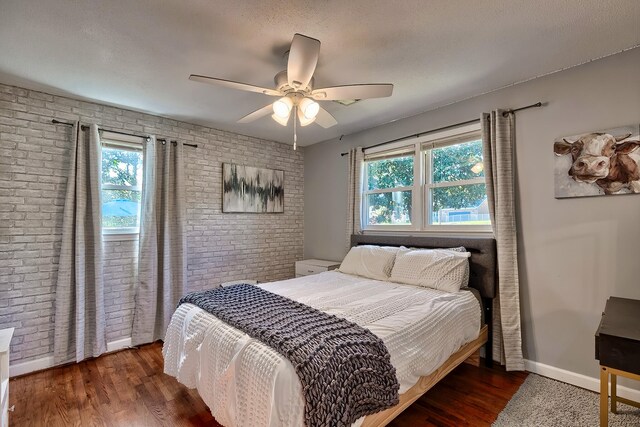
297;107;316;126
273;97;293;118
299;97;320;119
271;113;290;126
189;33;394;133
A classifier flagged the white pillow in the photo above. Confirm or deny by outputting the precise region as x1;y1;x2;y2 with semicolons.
338;245;398;281
390;248;470;292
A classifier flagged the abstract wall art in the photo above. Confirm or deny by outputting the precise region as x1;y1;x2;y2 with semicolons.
222;163;284;212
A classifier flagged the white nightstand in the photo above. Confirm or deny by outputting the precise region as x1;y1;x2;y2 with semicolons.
295;259;341;278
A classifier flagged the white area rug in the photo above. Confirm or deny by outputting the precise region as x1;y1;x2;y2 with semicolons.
493;374;640;426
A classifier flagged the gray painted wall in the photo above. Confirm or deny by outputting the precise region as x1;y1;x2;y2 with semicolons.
304;48;640;384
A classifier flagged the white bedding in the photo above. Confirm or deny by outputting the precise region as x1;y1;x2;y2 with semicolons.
163;271;481;427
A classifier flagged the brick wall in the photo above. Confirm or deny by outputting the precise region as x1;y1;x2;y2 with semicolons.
0;82;304;364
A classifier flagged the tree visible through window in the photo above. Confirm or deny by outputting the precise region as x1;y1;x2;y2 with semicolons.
364;155;413;225
101;144;143;232
362;127;491;231
428;139;489;226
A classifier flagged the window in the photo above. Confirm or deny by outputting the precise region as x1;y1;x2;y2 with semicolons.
425;135;489;227
363;151;414;226
101;135;144;235
362;123;490;232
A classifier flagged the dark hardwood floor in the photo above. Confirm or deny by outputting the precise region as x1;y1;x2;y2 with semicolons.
9;343;527;427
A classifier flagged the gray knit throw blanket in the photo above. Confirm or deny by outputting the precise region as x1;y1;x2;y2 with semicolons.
179;284;400;427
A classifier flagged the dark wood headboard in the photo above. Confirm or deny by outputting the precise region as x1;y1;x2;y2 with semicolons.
350;234;497;299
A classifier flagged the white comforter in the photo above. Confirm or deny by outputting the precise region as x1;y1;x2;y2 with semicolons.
163;271;481;427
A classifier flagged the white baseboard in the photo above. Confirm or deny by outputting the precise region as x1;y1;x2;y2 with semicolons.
525;359;640;402
106;337;132;353
9;355;54;377
10;337;133;377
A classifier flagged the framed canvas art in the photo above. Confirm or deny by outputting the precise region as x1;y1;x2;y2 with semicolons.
553;125;640;198
222;163;284;213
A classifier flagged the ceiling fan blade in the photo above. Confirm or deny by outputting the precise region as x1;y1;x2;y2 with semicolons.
237;104;274;123
314;106;337;128
189;74;281;96
287;34;320;90
310;84;393;101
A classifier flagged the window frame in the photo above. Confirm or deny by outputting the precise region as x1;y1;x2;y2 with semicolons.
361;122;492;234
100;132;145;239
362;149;418;231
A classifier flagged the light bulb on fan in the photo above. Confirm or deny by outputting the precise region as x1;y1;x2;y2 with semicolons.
299;98;319;119
271;96;321;148
272;97;293;118
271;113;290;126
297;107;316;126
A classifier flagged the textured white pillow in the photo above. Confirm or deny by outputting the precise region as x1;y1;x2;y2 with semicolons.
390;248;470;292
338;245;398;281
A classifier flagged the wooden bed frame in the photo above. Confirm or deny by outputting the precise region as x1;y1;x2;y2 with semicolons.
350;234;497;427
362;325;488;427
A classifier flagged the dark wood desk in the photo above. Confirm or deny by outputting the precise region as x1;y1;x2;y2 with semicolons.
595;297;640;426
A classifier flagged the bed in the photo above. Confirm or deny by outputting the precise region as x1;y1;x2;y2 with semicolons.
163;235;496;427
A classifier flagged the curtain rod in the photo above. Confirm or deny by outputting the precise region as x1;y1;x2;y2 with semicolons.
340;101;543;156
51;119;198;148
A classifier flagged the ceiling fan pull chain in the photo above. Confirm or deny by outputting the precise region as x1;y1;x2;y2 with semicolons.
293;105;297;150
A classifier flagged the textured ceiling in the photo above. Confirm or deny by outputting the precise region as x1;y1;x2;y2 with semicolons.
0;0;638;146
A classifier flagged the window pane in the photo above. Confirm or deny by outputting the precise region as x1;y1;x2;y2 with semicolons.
431;139;484;184
366;191;412;225
102;147;143;188
102;189;141;228
366;155;414;190
430;183;490;225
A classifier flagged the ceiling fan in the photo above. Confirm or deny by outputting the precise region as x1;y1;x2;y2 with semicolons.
189;33;394;149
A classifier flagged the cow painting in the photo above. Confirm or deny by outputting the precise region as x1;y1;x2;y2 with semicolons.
553;126;640;198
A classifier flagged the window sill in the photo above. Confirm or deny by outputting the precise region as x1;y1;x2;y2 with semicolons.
103;233;139;242
362;228;494;238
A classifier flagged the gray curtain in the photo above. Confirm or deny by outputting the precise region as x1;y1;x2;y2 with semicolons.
482;110;525;371
54;123;106;364
346;147;364;250
132;137;187;346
